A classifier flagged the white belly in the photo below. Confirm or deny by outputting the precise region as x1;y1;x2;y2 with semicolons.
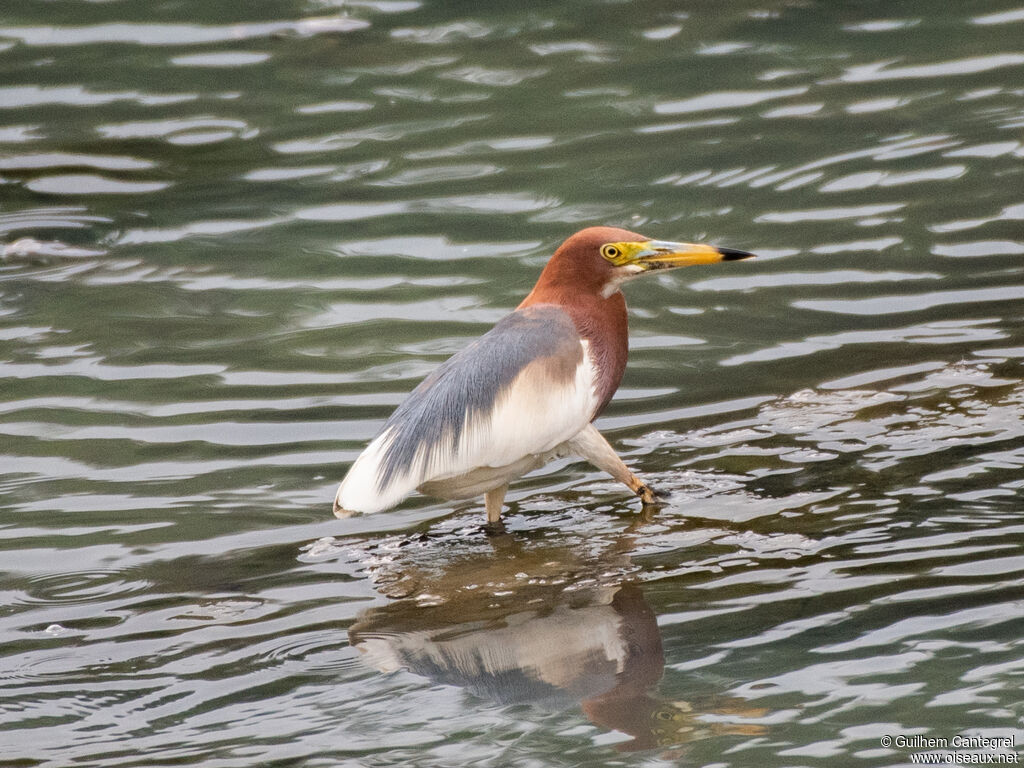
417;440;576;500
418;454;547;500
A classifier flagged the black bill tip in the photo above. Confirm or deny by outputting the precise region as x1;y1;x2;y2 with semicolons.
717;247;757;261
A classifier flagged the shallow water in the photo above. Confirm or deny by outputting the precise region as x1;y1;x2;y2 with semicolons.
1;0;1023;765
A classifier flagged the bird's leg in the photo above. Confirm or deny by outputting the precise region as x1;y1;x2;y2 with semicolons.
567;424;661;505
485;484;508;524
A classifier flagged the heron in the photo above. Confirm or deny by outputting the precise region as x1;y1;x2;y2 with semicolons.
334;226;754;524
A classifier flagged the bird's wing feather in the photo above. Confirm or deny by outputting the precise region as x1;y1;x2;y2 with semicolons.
336;305;598;513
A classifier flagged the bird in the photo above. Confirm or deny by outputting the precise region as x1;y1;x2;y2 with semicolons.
334;226;754;524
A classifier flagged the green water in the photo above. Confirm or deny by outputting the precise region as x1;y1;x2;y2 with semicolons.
1;0;1023;765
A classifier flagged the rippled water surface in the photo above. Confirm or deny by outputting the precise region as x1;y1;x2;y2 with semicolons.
2;0;1023;765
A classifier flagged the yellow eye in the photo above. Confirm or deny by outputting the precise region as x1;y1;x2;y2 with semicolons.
601;244;620;260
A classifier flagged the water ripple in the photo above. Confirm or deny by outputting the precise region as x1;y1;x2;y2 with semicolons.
793;285;1024;316
0;85;197;108
25;175;171;195
97;117;258;144
655;87;808;115
3;1;1024;764
0;17;369;47
840;53;1024;82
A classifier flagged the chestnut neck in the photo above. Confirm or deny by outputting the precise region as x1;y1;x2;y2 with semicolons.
519;283;629;418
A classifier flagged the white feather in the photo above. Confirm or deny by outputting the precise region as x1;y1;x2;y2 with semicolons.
335;341;599;515
333;427;401;514
600;263;644;298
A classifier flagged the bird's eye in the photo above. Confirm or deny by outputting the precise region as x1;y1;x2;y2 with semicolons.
601;245;620;261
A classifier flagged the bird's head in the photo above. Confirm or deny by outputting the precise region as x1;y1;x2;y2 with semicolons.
538;226;755;299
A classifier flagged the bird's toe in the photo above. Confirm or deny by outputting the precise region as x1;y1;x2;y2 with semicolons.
636;483;665;506
481;519;509;537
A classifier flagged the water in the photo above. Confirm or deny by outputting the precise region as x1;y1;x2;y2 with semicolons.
1;0;1023;765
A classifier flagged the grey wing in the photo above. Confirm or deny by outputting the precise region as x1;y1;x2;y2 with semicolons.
335;304;596;513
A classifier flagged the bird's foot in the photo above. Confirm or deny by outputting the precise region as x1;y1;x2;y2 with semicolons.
625;472;665;507
481;518;508;537
636;482;665;506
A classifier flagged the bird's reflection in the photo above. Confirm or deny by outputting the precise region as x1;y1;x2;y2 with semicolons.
349;525;766;751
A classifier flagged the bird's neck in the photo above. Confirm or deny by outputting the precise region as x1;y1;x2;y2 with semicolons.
519;287;629;417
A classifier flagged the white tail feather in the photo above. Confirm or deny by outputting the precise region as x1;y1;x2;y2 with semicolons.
335;340;599;515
